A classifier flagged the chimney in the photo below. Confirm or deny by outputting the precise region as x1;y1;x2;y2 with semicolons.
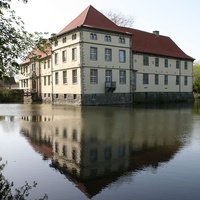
153;30;159;36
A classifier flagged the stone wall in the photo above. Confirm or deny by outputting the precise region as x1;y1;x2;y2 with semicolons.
133;92;194;104
41;92;194;106
82;93;132;106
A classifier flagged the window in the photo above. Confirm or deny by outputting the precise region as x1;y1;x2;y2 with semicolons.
176;60;180;69
63;128;67;138
143;56;149;66
90;33;97;40
119;50;126;63
44;61;46;69
143;73;149;84
184;76;188;85
72;69;77;84
119;37;125;44
155;57;159;67
105;48;112;61
105;70;112;82
44;76;46;86
56;94;58;98
48;93;50;97
55;142;58;153
90;47;97;60
48;59;50;68
72;129;77;141
63;71;67;84
62;145;67;157
155;74;159;85
72;48;77;61
72;34;76;40
90;149;98;162
48;75;51;85
55;128;59;135
26;79;28;87
184;61;188;70
72;148;77;161
104;147;112;160
119;70;126;84
62;50;67;62
55;72;59;85
165;59;168;68
73;94;77;99
164;75;168;85
64;94;67;99
176;75;180;85
105;35;111;42
55;53;58;64
32;63;36;71
62;37;66;43
90;69;98;84
118;145;125;157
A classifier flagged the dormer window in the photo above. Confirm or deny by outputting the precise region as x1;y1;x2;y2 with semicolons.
119;37;125;44
62;37;66;43
105;35;111;42
90;33;97;40
72;34;76;40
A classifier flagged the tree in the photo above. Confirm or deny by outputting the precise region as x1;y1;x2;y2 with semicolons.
103;9;134;27
0;0;50;79
0;162;48;199
193;62;200;94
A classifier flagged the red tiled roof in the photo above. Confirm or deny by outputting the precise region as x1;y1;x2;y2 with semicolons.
21;46;51;65
58;5;194;60
121;27;194;60
58;5;129;35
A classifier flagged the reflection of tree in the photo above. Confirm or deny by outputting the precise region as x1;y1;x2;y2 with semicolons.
0;163;47;199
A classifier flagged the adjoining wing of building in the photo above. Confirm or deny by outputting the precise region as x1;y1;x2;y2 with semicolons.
19;5;195;105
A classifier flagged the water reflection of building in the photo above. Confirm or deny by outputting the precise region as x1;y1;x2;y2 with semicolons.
19;105;192;198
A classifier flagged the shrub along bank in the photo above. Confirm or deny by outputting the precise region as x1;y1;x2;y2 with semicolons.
0;89;24;103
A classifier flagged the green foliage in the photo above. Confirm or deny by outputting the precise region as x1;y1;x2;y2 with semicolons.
193;62;200;93
0;162;48;199
0;89;23;102
0;0;51;79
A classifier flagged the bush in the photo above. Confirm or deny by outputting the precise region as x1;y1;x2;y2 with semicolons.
0;89;24;102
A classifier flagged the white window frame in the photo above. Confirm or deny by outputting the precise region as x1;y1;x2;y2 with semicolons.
55;53;58;64
72;48;77;61
63;71;67;84
119;70;126;84
55;72;59;85
105;48;112;61
90;69;98;84
119;50;126;63
90;47;97;61
62;50;67;62
105;70;112;82
72;69;77;84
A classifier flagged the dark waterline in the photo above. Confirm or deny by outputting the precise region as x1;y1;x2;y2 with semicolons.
0;103;200;200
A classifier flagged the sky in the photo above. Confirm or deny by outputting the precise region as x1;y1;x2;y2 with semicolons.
10;0;200;62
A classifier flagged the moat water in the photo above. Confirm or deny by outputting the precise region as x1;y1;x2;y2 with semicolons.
0;103;200;200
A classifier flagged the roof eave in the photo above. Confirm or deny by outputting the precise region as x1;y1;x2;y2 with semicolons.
57;25;133;37
133;50;195;61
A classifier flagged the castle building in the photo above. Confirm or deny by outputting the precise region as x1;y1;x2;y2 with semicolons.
19;5;194;105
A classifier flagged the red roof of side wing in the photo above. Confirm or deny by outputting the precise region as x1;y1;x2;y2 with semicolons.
58;5;128;35
121;27;194;60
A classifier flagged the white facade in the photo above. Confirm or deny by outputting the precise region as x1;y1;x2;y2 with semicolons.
19;6;194;105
